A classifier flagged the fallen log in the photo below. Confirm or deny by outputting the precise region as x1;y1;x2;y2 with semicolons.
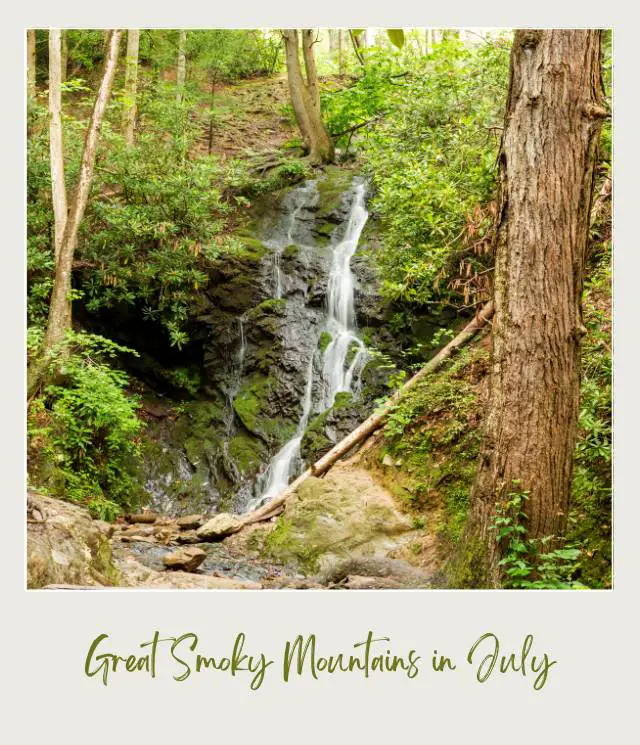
241;302;494;527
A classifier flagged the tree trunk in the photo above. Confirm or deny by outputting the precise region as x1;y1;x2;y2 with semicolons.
282;29;334;165
338;30;344;76
301;30;321;117
27;30;122;399
176;30;187;103
425;29;433;55
328;29;337;54
283;30;313;149
122;29;140;147
457;30;607;586
27;30;36;99
48;29;67;264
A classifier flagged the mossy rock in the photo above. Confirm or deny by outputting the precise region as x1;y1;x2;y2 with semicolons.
233;373;296;444
254;297;287;316
318;331;332;353
228;432;267;476
260;473;412;575
282;244;299;260
314;167;356;221
234;234;271;262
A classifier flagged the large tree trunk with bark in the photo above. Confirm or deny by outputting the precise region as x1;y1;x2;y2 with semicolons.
122;29;140;147
27;30;36;99
176;30;187;103
48;29;67;263
283;29;334;165
456;30;607;587
27;30;122;399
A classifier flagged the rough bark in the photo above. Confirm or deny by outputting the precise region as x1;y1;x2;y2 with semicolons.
283;29;334;165
27;30;36;99
241;303;494;527
176;30;187;103
458;30;606;586
122;29;140;147
283;30;313;150
27;30;122;399
302;30;321;117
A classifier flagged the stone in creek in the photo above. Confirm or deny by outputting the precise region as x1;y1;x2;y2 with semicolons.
162;546;206;572
176;530;202;545
196;513;243;541
125;513;158;524
177;514;204;530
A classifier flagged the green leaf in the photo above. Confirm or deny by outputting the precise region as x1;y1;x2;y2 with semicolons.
386;29;405;49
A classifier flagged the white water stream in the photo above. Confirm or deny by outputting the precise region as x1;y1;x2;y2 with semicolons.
248;178;369;510
321;181;369;408
268;180;318;299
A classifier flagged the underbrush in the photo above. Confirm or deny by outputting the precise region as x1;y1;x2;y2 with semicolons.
27;332;145;521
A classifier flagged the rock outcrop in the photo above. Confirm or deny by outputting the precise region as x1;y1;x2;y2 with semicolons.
27;493;120;588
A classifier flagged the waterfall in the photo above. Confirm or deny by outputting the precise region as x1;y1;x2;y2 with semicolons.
248;177;369;511
267;180;318;299
321;180;369;407
224;316;247;436
249;358;314;509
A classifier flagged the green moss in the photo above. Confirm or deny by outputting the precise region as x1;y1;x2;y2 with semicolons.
228;432;266;475
445;534;489;589
367;345;489;560
283;244;299;260
89;534;121;586
315;167;354;220
234;235;270;262
233;373;296;444
260;475;406;575
255;297;286;315
318;331;332;353
345;340;362;366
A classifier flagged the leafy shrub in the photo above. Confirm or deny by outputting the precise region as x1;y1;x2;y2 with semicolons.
323;35;510;312
27;333;145;520
491;488;586;589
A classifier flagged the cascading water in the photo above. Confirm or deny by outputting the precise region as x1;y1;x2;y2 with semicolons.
249;358;314;509
224;316;247;435
248;177;370;511
321;180;369;408
266;180;318;299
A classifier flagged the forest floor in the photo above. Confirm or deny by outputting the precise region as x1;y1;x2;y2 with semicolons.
192;74;298;158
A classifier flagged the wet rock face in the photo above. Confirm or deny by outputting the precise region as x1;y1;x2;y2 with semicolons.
141;169;362;517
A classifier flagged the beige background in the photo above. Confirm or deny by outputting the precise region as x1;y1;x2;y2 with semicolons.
4;2;637;742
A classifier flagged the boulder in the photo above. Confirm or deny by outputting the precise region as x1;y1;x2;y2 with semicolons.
176;530;201;544
177;514;204;530
162;547;206;572
196;513;244;541
27;493;120;588
125;513;158;524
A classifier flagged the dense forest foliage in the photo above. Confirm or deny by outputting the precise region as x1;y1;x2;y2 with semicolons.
26;29;612;589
